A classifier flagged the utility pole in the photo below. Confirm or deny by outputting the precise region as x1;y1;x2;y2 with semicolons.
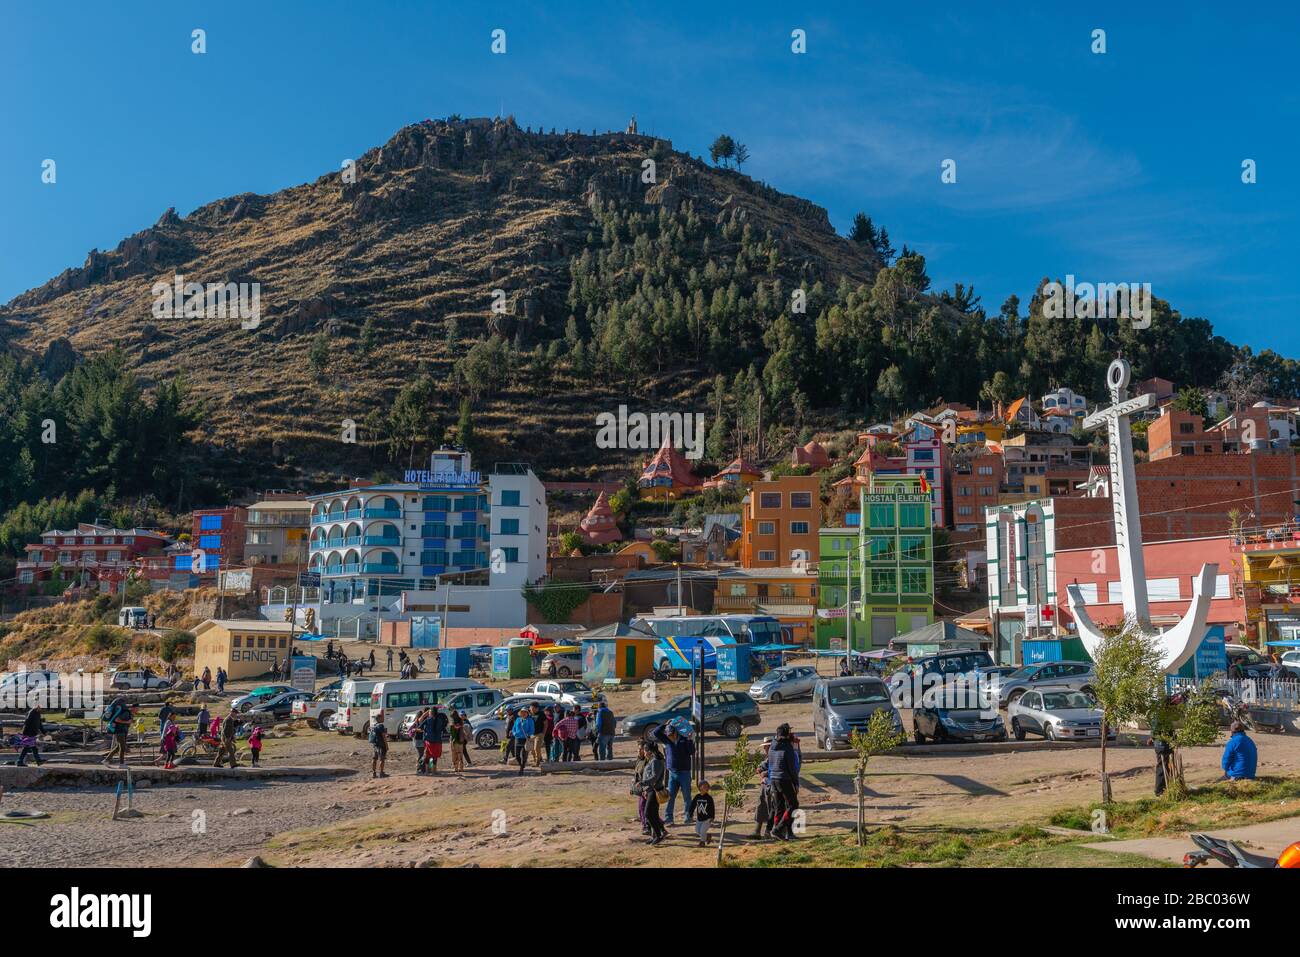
675;562;683;616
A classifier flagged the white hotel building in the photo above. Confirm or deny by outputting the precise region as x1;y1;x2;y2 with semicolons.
300;449;548;637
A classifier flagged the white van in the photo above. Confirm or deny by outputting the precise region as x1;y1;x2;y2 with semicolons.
118;606;149;629
369;677;487;734
336;679;379;736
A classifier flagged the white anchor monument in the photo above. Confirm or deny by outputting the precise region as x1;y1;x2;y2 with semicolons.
1065;358;1218;673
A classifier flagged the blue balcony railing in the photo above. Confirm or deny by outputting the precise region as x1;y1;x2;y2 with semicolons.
362;562;399;574
364;535;400;547
364;508;401;519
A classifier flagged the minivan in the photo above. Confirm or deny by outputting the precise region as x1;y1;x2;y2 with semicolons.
369;677;488;734
336;678;379;735
811;677;902;751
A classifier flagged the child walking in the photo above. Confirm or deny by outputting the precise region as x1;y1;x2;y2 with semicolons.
248;725;264;767
690;780;716;847
160;718;179;770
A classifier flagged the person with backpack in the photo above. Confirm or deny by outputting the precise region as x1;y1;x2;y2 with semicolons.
765;724;800;840
411;707;428;773
213;711;240;768
449;713;469;773
216;668;227;693
200;667;212;690
595;701;616;761
247;725;264;767
101;696;133;766
369;718;389;778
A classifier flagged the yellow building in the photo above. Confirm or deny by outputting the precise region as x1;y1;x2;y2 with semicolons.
193;619;300;682
1236;532;1300;642
714;567;818;644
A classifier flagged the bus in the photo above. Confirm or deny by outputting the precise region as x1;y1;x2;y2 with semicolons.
336;679;379;736
368;677;488;735
630;614;784;674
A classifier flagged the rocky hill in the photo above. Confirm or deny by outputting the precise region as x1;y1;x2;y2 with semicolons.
0;116;882;486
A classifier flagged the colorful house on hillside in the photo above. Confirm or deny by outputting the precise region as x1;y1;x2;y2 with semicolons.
576;491;623;546
855;474;934;647
637;438;702;501
702;456;762;491
792;440;832;470
741;475;820;567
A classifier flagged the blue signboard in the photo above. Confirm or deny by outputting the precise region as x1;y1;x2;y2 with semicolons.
1194;626;1227;678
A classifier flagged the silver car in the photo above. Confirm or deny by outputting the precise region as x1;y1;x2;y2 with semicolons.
812;676;903;750
468;694;556;749
749;665;819;703
1007;687;1114;741
997;661;1096;708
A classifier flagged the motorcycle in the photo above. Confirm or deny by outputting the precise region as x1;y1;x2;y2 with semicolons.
1183;832;1300;868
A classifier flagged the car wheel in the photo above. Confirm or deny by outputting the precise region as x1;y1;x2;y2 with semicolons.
1011;717;1026;741
1044;723;1056;741
913;721;926;744
932;723;947;743
557;666;572;677
768;691;782;704
721;718;743;739
476;729;498;749
1006;690;1024;708
317;711;334;729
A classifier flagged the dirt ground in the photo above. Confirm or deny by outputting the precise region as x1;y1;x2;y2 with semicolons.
5;649;1299;868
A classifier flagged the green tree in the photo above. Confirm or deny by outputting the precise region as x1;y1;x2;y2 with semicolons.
708;134;736;168
1091;623;1166;803
849;709;906;845
715;735;763;864
379;375;442;467
1150;681;1221;800
358;317;378;357
1171;387;1209;419
308;332;329;373
456;398;477;455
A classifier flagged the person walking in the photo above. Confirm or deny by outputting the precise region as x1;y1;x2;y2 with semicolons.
595;700;616;761
632;742;650;835
766;724;800;840
689;780;716;847
195;706;210;743
386;647;394;672
160;717;179;770
529;703;548;767
1222;721;1258;781
368;649;376;671
510;708;534;774
423;707;448;775
412;707;428;773
652;722;695;826
158;699;175;731
370;717;389;778
638;741;667;845
216;667;227;693
554;709;579;762
101;696;133;767
16;704;44;767
192;674;201;692
502;706;518;764
200;667;212;691
449;714;469;773
573;707;588;762
247;725;264;767
212;711;240;768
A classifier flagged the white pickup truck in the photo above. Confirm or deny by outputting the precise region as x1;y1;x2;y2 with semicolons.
290;689;339;729
525;679;604;709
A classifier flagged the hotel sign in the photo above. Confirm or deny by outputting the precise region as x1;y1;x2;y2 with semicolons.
402;469;481;485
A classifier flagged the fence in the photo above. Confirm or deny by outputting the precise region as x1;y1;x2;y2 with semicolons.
1169;675;1300;712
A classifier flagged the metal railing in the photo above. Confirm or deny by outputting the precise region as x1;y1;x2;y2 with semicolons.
1169;675;1300;712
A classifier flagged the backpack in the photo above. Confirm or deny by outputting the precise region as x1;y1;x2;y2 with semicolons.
368;723;386;745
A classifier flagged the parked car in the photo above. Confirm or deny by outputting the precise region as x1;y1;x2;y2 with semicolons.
540;650;584;678
890;649;995;708
1008;688;1114;741
1282;650;1300;678
247;690;314;719
811;676;902;751
912;704;1007;744
291;689;339;729
748;664;819;703
468;694;560;748
1225;644;1274;679
109;669;172;691
230;685;296;712
618;691;761;740
996;661;1095;708
526;679;604;708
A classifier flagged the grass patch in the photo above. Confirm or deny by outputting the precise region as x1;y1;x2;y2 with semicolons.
1048;776;1300;837
729;825;1166;868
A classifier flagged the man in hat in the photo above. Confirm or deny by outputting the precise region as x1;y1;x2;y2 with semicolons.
766;724;800;840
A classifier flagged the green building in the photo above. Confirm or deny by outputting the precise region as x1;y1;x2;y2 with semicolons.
816;524;862;648
857;474;934;647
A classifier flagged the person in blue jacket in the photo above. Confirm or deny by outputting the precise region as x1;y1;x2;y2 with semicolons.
1221;721;1258;781
511;710;535;774
652;722;695;826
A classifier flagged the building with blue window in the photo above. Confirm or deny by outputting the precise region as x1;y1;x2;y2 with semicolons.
304;450;547;637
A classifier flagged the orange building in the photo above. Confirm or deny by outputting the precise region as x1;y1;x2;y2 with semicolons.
741;475;820;567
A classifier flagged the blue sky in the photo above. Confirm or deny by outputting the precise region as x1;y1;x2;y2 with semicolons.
3;1;1297;354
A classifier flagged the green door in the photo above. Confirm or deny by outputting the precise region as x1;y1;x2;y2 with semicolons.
624;645;636;677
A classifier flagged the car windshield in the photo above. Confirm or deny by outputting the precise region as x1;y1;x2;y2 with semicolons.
762;669;794;682
1041;691;1095;710
1005;666;1040;679
556;681;589;693
828;682;889;706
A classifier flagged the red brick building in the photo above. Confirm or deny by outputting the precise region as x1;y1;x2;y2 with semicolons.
192;507;248;572
16;523;171;592
950;451;1004;530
